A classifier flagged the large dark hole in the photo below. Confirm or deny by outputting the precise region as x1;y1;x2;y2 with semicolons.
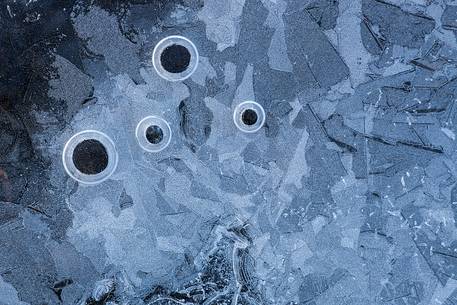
241;109;258;126
145;125;164;144
160;44;191;73
72;139;108;175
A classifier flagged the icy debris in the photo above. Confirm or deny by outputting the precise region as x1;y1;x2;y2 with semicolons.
0;275;30;305
362;0;435;50
305;0;339;30
284;7;349;88
198;0;246;51
441;127;456;140
298;269;349;304
442;5;457;33
337;0;373;87
92;279;114;301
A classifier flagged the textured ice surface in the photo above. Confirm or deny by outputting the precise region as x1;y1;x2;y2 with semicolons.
2;0;457;304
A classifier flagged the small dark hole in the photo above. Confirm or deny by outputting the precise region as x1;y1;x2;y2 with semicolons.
403;81;413;92
241;109;258;126
72;139;108;175
145;125;164;144
160;44;191;73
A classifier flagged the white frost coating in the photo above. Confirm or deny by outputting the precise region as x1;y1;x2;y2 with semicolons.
39;54;93;160
364;89;383;134
341;228;359;249
280;128;310;193
72;6;140;79
429;278;457;305
21;210;51;236
198;0;246;51
382;60;414;76
387;0;430;9
48;55;93;116
67;196;161;285
224;61;237;84
427;3;457;50
263;0;293;72
59;64;232;288
441;127;456;141
234;64;255;104
92;279;114;301
273;128;310;223
312;216;328;234
268;29;293;72
0;275;30;305
190;56;217;86
156;236;192;253
279;234;313;268
205;97;236;145
335;0;372;87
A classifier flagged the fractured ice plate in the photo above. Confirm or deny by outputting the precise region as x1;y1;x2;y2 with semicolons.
2;0;457;304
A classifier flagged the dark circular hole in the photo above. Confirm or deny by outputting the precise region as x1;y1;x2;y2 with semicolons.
72;139;108;175
145;125;164;144
160;44;191;73
241;109;258;126
403;81;413;92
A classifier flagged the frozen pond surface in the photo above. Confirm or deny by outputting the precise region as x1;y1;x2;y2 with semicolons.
2;0;457;304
